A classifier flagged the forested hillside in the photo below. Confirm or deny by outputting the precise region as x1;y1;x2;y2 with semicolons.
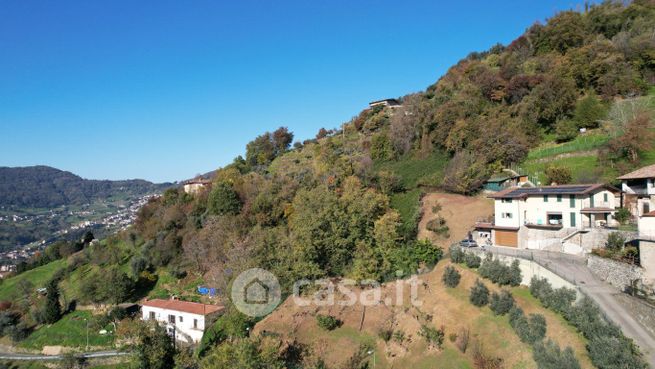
0;166;167;208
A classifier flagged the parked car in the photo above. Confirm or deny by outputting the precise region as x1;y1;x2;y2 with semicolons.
459;239;478;248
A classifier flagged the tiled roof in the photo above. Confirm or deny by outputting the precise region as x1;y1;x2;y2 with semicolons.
643;211;655;217
489;184;619;199
142;299;224;315
617;164;655;180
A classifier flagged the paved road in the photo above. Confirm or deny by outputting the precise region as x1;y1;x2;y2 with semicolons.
479;246;655;366
0;350;129;361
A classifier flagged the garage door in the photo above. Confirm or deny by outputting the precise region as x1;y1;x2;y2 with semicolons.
495;230;518;247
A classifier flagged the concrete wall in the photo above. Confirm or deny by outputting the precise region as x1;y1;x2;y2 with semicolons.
640;240;655;285
464;248;579;293
639;216;655;239
587;255;643;291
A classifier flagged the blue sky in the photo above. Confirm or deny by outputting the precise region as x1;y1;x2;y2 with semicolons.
0;0;588;183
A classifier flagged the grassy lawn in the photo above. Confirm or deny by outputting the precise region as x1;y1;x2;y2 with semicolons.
0;259;67;301
522;155;606;184
526;133;609;161
19;310;115;350
147;269;205;302
390;188;422;236
374;151;449;190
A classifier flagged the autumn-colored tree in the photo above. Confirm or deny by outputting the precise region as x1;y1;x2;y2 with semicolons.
608;111;654;163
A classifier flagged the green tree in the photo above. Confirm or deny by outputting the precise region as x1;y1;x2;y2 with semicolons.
42;278;62;324
533;339;581;369
370;132;394;160
133;322;175;369
469;279;489;307
208;181;242;216
490;290;515;315
201;337;285;369
442;265;461;288
555;119;579;142
573;93;607;129
545;165;572;185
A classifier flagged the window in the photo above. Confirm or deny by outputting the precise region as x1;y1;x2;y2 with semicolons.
556;194;562;202
645;203;651;214
168;314;175;324
501;212;513;219
501;198;512;203
547;213;563;225
149;311;155;320
543;195;549;202
570;212;576;227
603;193;608;202
590;194;595;208
193;319;198;329
179;316;183;323
569;195;575;208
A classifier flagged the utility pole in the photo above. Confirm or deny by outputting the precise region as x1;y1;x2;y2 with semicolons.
85;318;89;351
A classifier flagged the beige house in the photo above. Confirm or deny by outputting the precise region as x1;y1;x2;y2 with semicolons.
618;164;655;218
619;165;655;285
183;178;211;195
477;184;620;253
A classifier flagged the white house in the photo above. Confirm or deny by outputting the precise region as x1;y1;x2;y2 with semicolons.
141;298;224;344
477;184;620;253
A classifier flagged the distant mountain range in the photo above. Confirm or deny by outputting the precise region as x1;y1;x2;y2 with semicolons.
0;166;169;209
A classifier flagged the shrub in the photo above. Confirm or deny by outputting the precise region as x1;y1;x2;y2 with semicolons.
472;340;504;369
615;207;631;225
545;165;572;185
605;232;626;252
449;245;465;263
419;325;445;349
449;332;458;342
509;260;522;286
489;290;515;316
464;253;482;268
455;327;470;353
469;279;490;307
533;339;581;369
392;330;406;343
509;307;547;345
208;181;242;215
586;335;647;369
378;328;393;342
426;217;449;237
316;314;341;331
478;258;522;286
410;239;443;267
555;119;579;142
442;265;461;288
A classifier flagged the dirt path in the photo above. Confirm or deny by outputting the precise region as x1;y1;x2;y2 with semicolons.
418;192;493;246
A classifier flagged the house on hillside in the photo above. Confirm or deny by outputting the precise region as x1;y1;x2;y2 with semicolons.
141;298;224;343
483;170;531;192
619;165;655;285
476;184;620;254
183;178;211;195
368;98;401;109
618;164;655;218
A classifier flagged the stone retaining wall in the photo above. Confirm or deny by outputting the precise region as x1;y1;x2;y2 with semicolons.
587;254;643;291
